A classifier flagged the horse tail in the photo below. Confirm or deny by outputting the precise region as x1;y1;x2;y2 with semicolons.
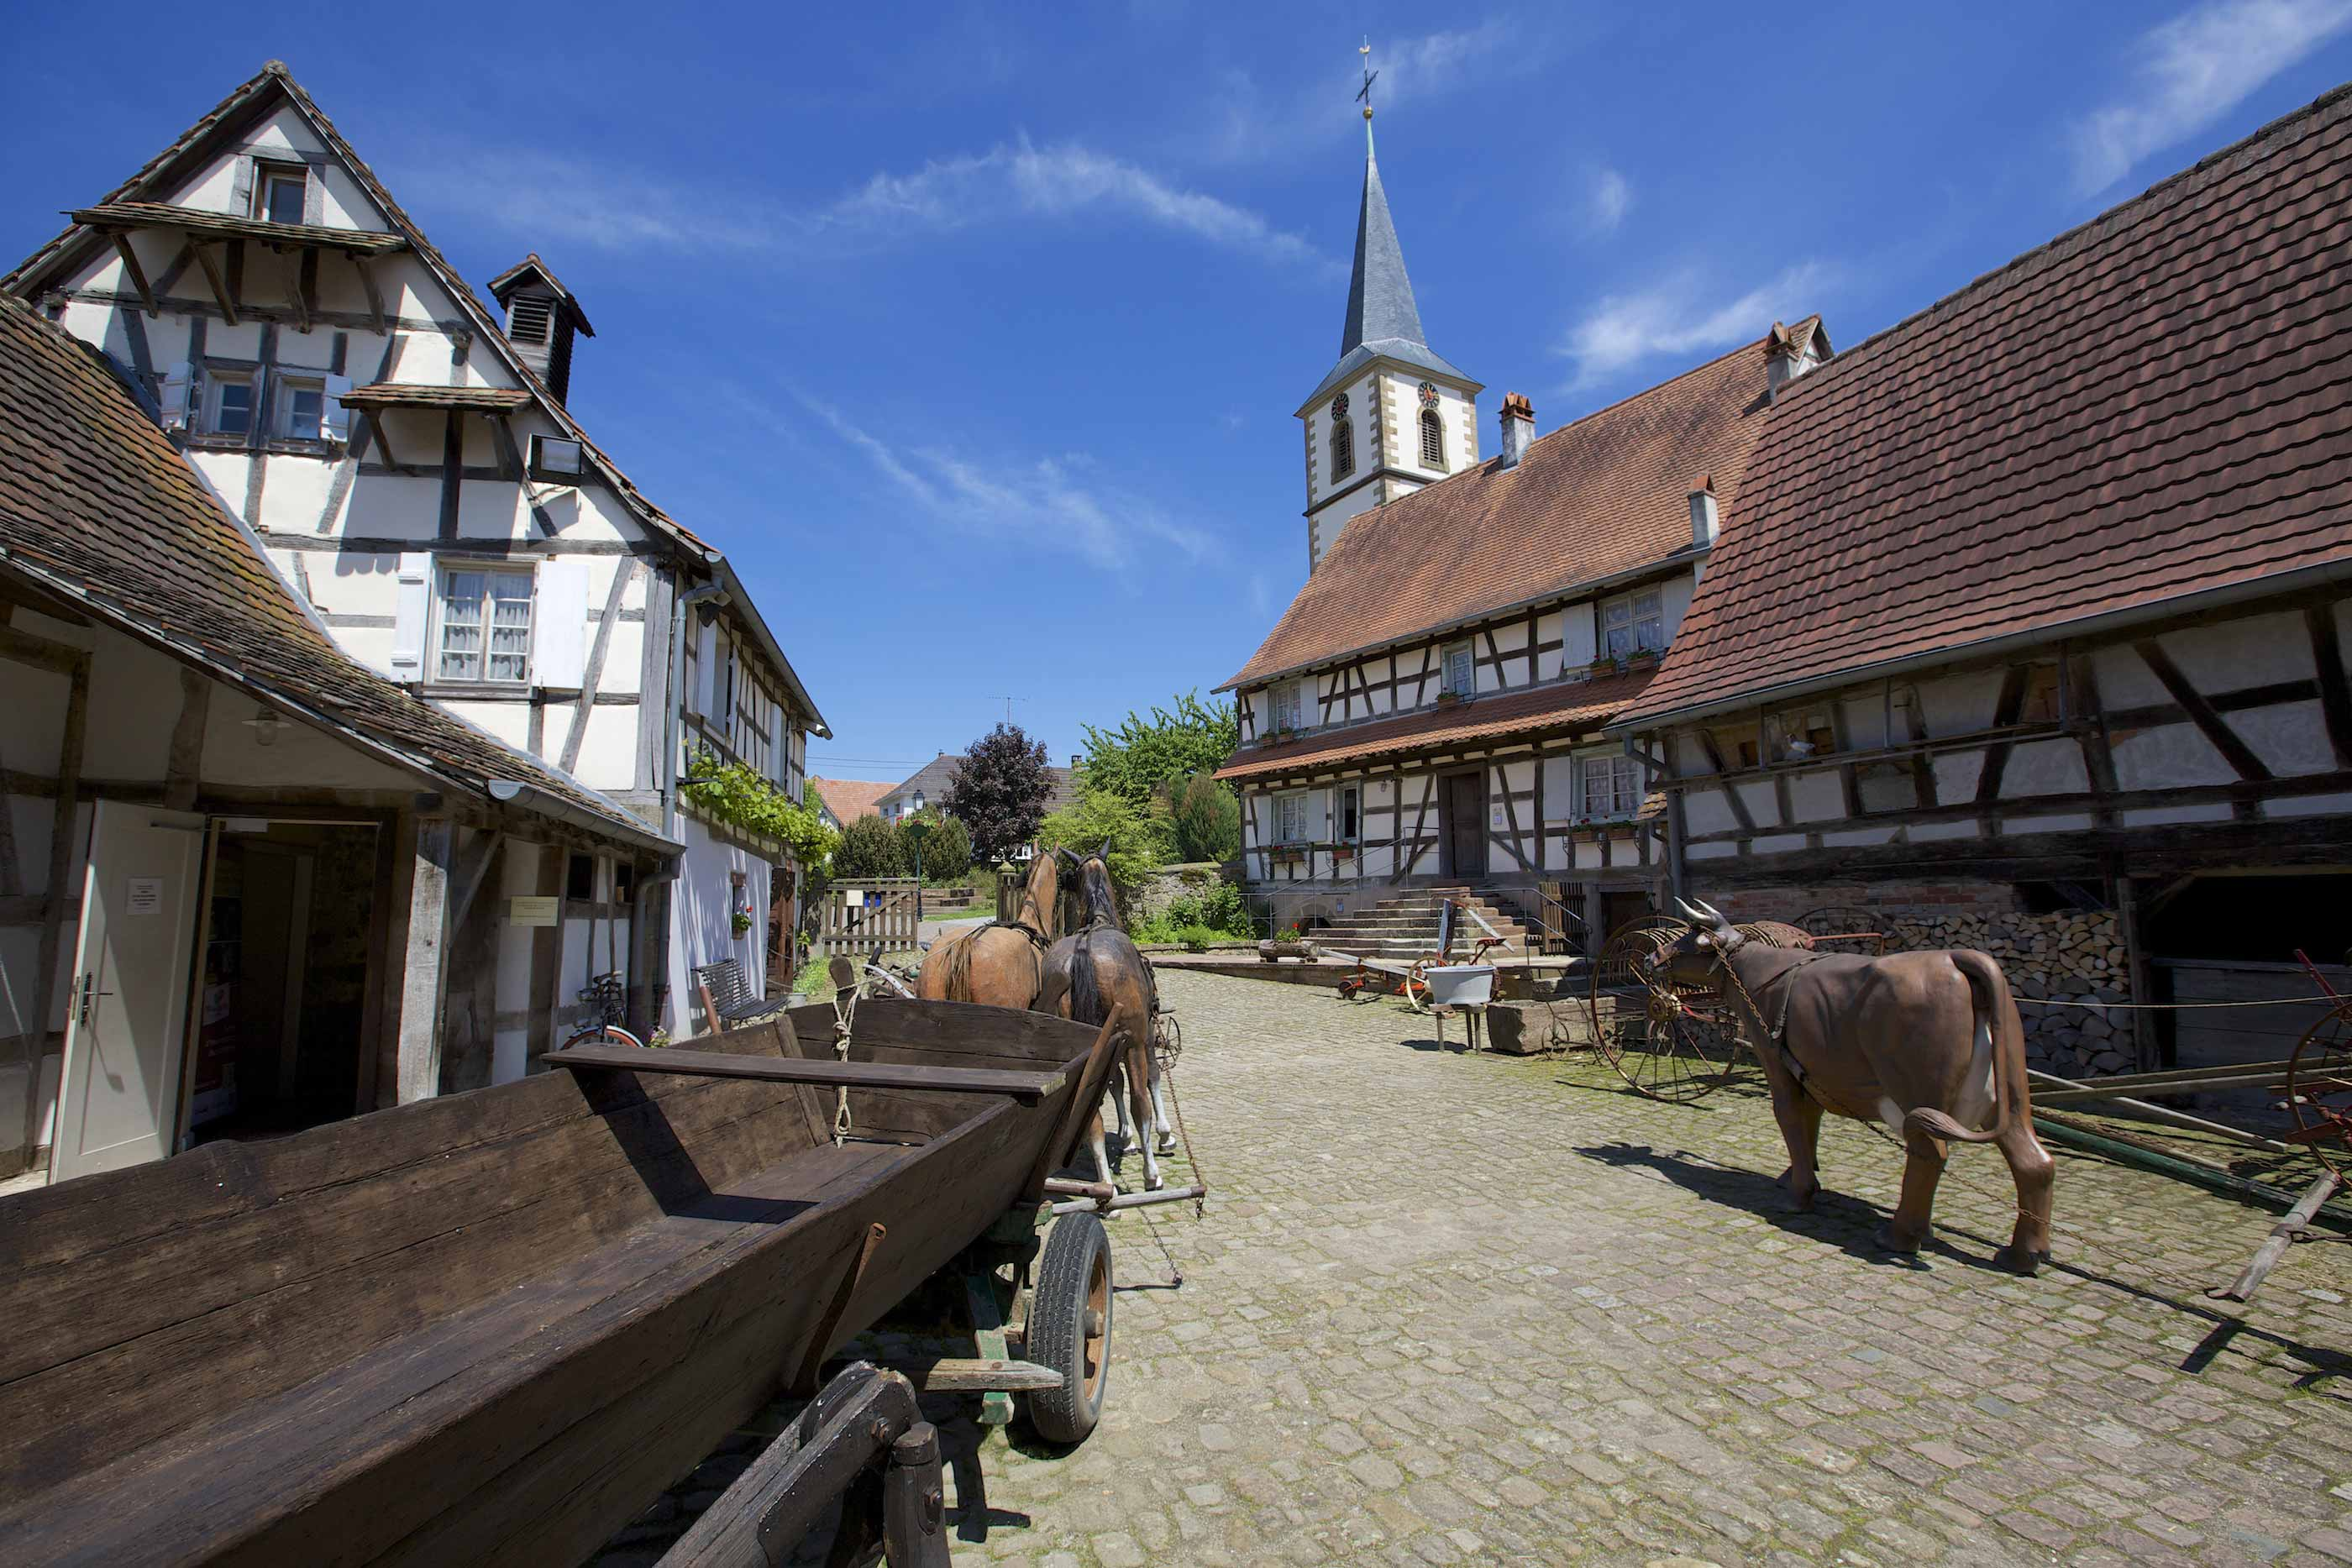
1902;951;2024;1146
1067;932;1104;1028
940;929;975;1001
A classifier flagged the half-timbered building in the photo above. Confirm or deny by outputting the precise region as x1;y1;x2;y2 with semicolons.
1216;118;1827;937
1614;85;2352;1074
4;62;828;1061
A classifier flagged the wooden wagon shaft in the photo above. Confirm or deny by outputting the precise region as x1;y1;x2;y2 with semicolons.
853;1354;1065;1392
1051;1184;1209;1216
548;1043;1068;1105
658;1361;948;1568
2027;1059;2302;1104
2026;1067;2295;1152
2211;1170;2344;1305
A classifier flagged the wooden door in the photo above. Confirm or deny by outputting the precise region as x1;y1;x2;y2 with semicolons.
1442;772;1486;878
50;804;206;1181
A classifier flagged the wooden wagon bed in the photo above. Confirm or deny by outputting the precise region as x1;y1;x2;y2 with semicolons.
0;999;1114;1567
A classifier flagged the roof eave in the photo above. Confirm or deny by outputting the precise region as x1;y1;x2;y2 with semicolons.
1609;555;2352;737
704;552;832;738
1295;342;1482;417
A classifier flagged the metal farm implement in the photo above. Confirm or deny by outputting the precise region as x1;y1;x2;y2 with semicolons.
0;982;1144;1565
1330;897;1512;1014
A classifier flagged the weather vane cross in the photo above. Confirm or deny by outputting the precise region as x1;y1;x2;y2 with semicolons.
1357;38;1378;116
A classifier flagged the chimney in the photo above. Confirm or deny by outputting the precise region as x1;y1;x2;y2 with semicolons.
1688;480;1719;548
1498;393;1535;469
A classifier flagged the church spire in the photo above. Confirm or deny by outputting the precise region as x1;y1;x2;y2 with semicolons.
1341;40;1428;359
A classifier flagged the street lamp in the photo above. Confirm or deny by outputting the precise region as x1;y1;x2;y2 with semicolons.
906;790;931;926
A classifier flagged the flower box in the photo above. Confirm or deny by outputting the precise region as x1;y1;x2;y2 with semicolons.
1626;649;1662;669
1434;690;1468;706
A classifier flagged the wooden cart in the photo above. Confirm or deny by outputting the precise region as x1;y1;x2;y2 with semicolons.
0;994;1135;1566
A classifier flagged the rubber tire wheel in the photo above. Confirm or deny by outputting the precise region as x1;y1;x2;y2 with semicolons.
1023;1212;1112;1445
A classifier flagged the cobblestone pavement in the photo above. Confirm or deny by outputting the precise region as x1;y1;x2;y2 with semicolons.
953;971;2352;1568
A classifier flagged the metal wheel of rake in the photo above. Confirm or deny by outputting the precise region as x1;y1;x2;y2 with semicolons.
1586;920;1740;1102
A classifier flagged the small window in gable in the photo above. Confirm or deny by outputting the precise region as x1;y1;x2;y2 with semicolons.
529;434;585;483
1442;642;1475;696
253;162;308;227
507;295;555;347
278;377;325;442
207;371;255;437
1273;682;1305;733
1420;408;1446;470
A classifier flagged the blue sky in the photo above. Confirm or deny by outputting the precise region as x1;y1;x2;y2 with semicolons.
7;2;2352;784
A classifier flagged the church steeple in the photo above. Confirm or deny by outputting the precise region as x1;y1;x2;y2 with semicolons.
1294;42;1482;573
1340;139;1427;359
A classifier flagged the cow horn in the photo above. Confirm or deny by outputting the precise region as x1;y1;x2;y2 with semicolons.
1673;897;1709;925
1693;897;1731;926
1098;836;1113;860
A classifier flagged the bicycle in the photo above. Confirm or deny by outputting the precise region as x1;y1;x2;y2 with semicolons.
560;970;644;1049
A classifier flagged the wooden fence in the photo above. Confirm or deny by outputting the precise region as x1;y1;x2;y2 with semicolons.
818;878;920;958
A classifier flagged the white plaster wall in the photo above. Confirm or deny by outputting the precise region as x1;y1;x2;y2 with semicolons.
1309;480;1384;568
1661;574;1696;644
1787;770;1844;823
2232;700;2338;776
1378;371;1478;479
1683;788;1740;836
2159;612;2312;690
2004;738;2091;796
1918;670;2001;737
2113;722;2239;789
663;820;774;1034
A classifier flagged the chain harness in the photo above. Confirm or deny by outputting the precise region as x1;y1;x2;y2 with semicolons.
1694;926;1865;1122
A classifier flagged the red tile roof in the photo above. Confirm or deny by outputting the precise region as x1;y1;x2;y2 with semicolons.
808;778;894;821
1215;671;1652;781
1221;323;1816;691
1623;87;2352;726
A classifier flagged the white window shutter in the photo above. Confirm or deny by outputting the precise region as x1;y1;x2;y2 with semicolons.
323;374;354;442
1311;789;1331;843
229;158;253;218
158;362;194;430
302;166;323;226
534;560;591;689
390;552;432;679
770;701;787;784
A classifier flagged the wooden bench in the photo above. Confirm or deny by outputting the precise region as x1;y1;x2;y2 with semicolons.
695;957;796;1032
0;1009;1089;1566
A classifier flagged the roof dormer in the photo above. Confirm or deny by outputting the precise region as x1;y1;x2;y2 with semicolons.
487;254;594;406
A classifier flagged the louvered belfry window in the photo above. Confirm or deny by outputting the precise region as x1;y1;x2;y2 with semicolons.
1420;408;1446;470
1330;418;1355;480
507;295;554;346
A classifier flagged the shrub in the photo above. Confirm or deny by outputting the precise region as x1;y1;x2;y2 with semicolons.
901;807;971;882
945;724;1054;863
1079;690;1238;810
1037;787;1167;923
833;813;905;879
1169;773;1241;863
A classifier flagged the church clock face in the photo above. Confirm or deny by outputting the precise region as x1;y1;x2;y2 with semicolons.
1418;381;1438;409
1331;393;1348;418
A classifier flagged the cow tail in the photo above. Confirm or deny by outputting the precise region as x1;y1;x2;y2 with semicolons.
1902;951;2023;1146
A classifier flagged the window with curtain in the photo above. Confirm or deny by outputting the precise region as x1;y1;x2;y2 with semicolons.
437;567;533;682
1579;753;1643;818
1443;642;1475;695
1277;792;1310;843
1420;408;1446;470
1601;590;1667;658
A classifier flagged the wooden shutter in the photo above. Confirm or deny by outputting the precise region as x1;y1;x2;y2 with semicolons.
390;553;432;679
533;560;591;689
323;374;354;442
158;362;195;430
302;165;323;226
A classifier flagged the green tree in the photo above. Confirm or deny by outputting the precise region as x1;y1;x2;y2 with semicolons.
903;806;971;882
943;723;1053;863
1079;690;1238;810
832;812;905;879
1169;773;1242;863
1037;788;1167;923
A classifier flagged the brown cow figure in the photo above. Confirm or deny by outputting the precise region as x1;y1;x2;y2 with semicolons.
1647;898;2055;1274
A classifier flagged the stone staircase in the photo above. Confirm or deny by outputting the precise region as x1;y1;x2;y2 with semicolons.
1309;886;1534;962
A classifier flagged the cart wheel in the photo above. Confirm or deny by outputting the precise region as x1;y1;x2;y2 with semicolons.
1586;922;1737;1102
1023;1211;1112;1445
2286;1003;2352;1177
1404;962;1433;1014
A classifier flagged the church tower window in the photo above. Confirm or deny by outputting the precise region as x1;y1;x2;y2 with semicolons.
1329;394;1355;480
1420;407;1446;470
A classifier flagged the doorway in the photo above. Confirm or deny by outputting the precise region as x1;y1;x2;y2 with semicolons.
1441;771;1487;878
184;821;380;1148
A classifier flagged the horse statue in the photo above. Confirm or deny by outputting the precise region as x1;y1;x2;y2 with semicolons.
1647;897;2055;1274
916;850;1058;1008
1039;843;1171;1191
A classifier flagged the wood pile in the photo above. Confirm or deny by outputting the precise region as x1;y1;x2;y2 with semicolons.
1882;910;2133;1077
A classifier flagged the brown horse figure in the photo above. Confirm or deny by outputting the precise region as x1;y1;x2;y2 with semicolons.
1039;845;1168;1190
916;851;1058;1008
1648;897;2055;1274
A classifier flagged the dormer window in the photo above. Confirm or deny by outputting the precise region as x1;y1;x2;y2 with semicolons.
252;162;308;226
528;434;585;483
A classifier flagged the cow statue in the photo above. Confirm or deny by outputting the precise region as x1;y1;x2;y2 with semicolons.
1647;899;2055;1274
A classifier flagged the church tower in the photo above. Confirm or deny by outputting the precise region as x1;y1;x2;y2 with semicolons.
1297;51;1482;570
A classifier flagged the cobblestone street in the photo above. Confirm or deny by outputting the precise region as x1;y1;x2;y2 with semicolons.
945;970;2352;1567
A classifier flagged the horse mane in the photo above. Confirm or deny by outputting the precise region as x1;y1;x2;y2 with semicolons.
1079;857;1121;929
1015;854;1059;938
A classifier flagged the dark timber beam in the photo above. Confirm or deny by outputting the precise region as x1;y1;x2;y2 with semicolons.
291;247;318;333
352;254;388;334
438;411;464;541
108;231;159;318
2134;639;2271;781
192;242;239;326
2307;606;2352;768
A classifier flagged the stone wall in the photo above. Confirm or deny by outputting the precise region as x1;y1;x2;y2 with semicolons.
1135;862;1229;920
1877;909;2138;1078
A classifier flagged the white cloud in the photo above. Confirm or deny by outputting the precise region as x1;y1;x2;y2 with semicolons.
2068;0;2352;196
1586;167;1632;233
1558;263;1832;386
790;393;1209;574
409;138;1326;271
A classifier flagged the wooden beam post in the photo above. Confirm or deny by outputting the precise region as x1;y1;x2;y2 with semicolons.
192;242;239;326
17;648;88;1168
108;231;159;318
162;667;209;812
393;812;455;1104
351;254;388;335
